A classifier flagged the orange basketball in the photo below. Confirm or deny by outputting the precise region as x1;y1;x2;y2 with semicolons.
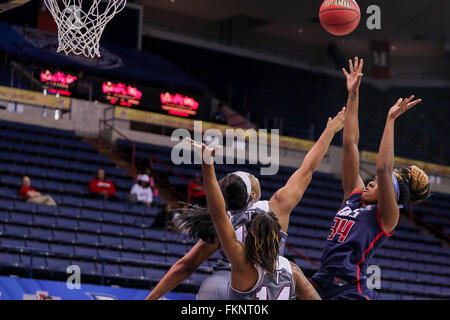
319;0;361;36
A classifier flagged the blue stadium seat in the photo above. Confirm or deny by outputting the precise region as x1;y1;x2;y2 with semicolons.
78;221;101;233
120;251;143;261
73;246;98;258
144;253;167;264
122;226;143;238
3;225;29;238
80;209;103;221
101;223;123;235
71;260;97;275
23;255;47;269
25;240;49;252
143;241;166;253
53;230;76;242
33;215;56;227
1;237;26;248
102;264;120;276
46;257;71;271
103;212;124;224
123;238;144;250
49;243;74;255
59;206;81;218
9;212;33;225
98;249;121;259
0;210;10;221
144;268;167;281
0;252;22;266
121;265;145;279
99;235;122;248
166;243;188;255
29;227;53;240
56;217;78;230
76;233;99;245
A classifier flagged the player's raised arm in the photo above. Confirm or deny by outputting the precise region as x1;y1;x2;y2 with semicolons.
342;57;365;200
145;239;219;300
290;262;321;300
269;108;345;230
376;96;422;234
187;138;250;274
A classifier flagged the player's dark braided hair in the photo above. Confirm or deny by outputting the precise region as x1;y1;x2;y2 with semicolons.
393;165;431;206
173;174;249;243
244;210;281;274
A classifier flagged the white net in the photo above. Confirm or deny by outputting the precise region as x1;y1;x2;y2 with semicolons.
44;0;126;58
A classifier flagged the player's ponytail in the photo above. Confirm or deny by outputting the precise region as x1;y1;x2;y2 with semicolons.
393;165;431;206
173;203;217;243
173;175;249;243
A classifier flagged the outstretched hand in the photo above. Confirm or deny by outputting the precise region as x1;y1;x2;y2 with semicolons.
388;95;422;121
326;106;346;133
184;137;221;165
342;57;364;93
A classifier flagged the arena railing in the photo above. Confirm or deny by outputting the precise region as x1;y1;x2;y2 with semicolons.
408;205;450;242
98;118;136;174
149;156;197;203
285;244;321;268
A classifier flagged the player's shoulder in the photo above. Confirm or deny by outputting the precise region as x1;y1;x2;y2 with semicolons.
343;190;363;204
248;200;269;212
277;256;294;274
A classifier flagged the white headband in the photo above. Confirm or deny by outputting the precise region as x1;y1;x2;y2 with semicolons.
231;171;252;202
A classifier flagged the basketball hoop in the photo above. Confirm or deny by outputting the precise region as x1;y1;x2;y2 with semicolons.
43;0;126;58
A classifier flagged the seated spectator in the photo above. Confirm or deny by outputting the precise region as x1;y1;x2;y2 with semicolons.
89;169;117;200
129;174;153;207
152;203;180;231
188;173;206;206
211;103;228;125
19;176;57;206
136;168;159;197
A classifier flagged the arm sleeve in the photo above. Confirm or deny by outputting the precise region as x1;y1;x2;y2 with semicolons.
108;181;116;196
89;180;99;193
147;187;153;203
130;184;138;195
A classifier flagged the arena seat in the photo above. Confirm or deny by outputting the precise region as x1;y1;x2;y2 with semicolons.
0;119;449;299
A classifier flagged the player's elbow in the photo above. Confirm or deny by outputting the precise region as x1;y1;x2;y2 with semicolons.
342;139;357;149
176;258;197;275
376;165;391;176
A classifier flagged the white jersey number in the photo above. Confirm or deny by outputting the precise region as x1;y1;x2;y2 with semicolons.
255;285;291;300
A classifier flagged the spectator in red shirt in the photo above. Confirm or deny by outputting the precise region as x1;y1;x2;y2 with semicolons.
19;176;57;206
89;169;117;200
188;173;206;206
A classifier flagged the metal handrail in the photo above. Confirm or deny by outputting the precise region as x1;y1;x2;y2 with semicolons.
409;205;450;241
98;118;136;174
150;156;195;203
285;244;321;268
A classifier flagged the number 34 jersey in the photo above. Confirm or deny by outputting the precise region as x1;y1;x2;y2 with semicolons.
312;191;394;286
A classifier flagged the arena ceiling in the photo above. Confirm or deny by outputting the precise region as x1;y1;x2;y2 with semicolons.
137;0;450;56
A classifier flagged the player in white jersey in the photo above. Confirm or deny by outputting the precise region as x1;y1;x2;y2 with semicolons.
146;109;345;300
189;138;319;300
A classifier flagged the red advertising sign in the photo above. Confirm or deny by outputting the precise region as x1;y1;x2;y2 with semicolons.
160;92;199;117
103;81;142;107
40;70;77;96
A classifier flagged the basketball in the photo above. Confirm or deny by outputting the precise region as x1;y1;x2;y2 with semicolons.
319;0;361;36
